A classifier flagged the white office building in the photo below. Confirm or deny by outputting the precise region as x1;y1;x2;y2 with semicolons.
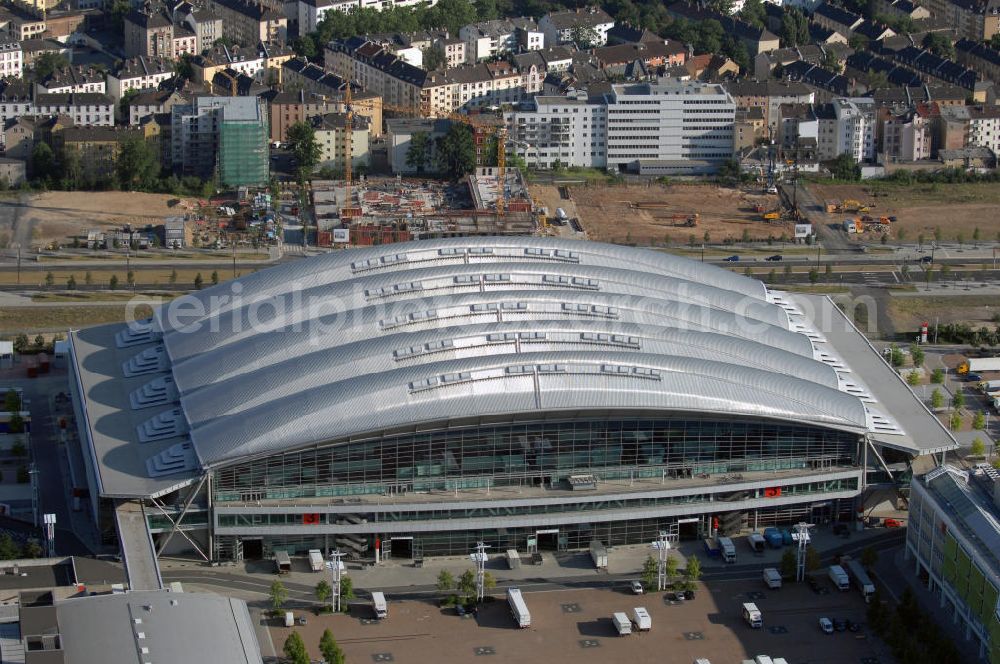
507;80;736;174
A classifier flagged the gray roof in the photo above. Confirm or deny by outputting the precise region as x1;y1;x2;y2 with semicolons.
72;238;950;497
52;591;262;664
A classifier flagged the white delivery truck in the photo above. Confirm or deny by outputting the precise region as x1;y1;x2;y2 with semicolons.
612;612;632;636
371;592;388;619
308;549;323;572
762;567;782;589
284;612;294;627
507;588;531;628
844;558;875;601
828;564;850;591
718;536;736;563
632;607;651;631
590;540;608;570
507;549;521;570
742;602;763;628
274;550;292;575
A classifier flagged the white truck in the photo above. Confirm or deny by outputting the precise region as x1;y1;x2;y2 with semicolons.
308;549;323;572
748;533;766;553
371;591;387;619
828;564;850;591
762;567;782;589
968;357;1000;372
507;549;521;570
284;611;294;627
507;588;531;628
590;540;608;570
742;602;763;628
632;607;651;631
718;536;736;563
612;612;632;636
844;558;876;601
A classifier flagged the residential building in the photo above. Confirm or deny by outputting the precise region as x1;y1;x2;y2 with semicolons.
0;78;32;144
938;145;996;167
507;80;736;174
171;96;268;187
906;466;1000;664
175;4;224;52
459;18;543;61
128;89;189;125
666;3;780;55
19;38;68;68
882;108;932;160
591;40;688;73
734;106;766;151
35;65;106;96
939;104;971;151
3;8;45;41
123;9;174;59
3;115;35;161
206;0;287;46
832;97;877;161
106;56;174;103
268;88;383;142
811;3;864;36
919;0;1000;41
439;37;467;67
539;8;615;46
61;126;145;183
326;38;436;113
173;23;198;57
685;53;741;79
781;60;853;95
726;79;815;128
297;0;357;34
281;57;350;95
0;42;22;79
191;42;294;85
873;0;930;19
34;93;114;126
313;112;370;171
386;117;452;173
956;38;1000;84
966;104;1000;154
754;43;855;79
0;157;24;185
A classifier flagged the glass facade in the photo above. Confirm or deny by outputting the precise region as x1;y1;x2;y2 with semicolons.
214;417;860;503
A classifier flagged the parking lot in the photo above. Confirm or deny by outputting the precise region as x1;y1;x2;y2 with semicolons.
268;576;889;664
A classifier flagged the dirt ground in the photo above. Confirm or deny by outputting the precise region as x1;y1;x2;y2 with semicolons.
0;303;154;333
270;582;883;664
809;183;1000;244
566;183;790;246
0;191;188;249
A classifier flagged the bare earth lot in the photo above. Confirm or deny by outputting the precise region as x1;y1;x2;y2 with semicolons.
0;191;184;249
569;184;789;246
270;583;883;664
808;183;1000;243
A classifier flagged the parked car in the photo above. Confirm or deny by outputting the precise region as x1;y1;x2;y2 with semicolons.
833;618;848;632
630;580;644;595
766;254;783;262
682;589;695;600
966;373;983;382
884;518;903;528
724;255;739;262
920;255;933;264
819;617;834;634
296;616;307;626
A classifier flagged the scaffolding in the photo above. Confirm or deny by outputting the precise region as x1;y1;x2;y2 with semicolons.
219;109;269;188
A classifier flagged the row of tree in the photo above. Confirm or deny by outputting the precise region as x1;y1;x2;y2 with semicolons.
284;629;345;664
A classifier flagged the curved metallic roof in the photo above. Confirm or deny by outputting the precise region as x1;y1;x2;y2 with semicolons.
136;238;868;469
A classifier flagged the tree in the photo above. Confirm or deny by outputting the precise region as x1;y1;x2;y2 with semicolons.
12;334;28;353
990;33;1000;49
922;32;955;59
117;136;161;191
716;158;741;182
861;546;878;568
570;25;600;48
31;142;56;183
44;271;54;287
435;124;476;180
0;534;18;560
21;541;42;558
952;389;965;410
127;270;135;287
283;632;309;664
422;46;447;70
973;412;986;430
84;271;92;285
33;52;69;82
641;554;657;589
941;264;952;282
823;48;842;72
665;552;679;584
829;153;861;181
684;557;701;591
118;88;140;121
287;121;322;182
931;367;945;384
888;344;905;367
740;0;766;27
910;344;924;367
703;230;711;243
780;7;810;47
405;131;431;174
33;334;44;349
934;226;943;242
109;274;119;290
906;370;921;386
340;575;355;604
931;388;945;409
270;580;288;611
808;268;819;284
457;569;477;601
805;545;821;571
780;548;796;579
315;579;332;604
67;274;76;290
319;629;345;664
783;264;792;281
169;269;177;285
292;34;318;60
4;389;19;413
194;273;203;290
483;571;497;594
436;570;455;593
971;437;986;456
950;411;962;431
211;270;219;285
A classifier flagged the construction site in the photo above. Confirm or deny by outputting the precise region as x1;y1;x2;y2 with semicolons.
310;169;539;246
825;199;897;236
562;183;800;246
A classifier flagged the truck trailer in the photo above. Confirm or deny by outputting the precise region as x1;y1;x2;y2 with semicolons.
590;540;608;570
742;602;763;628
844;558;875;601
762;568;782;589
828;565;850;591
717;536;736;563
612;612;632;636
274;550;292;575
308;549;323;572
507;588;531;628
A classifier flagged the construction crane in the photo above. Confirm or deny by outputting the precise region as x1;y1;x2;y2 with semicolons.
343;84;353;211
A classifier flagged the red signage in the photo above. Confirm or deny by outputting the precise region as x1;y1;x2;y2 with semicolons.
302;513;320;525
763;487;782;498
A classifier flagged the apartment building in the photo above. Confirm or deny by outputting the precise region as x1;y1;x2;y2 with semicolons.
128;89;189;125
666;2;779;55
539;8;614;47
191;42;295;84
955;38;1000;84
106;56;174;103
811;3;864;36
0;42;22;79
171;96;269;186
207;0;287;46
882;108;932;160
35;65;105;96
726;80;815;129
173;4;224;52
268;87;383;141
34;93;114;126
61;126;146;182
459;18;543;61
312;112;370;171
3;9;45;41
919;0;1000;41
326;38;435;112
123;10;174;58
507;80;736;174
